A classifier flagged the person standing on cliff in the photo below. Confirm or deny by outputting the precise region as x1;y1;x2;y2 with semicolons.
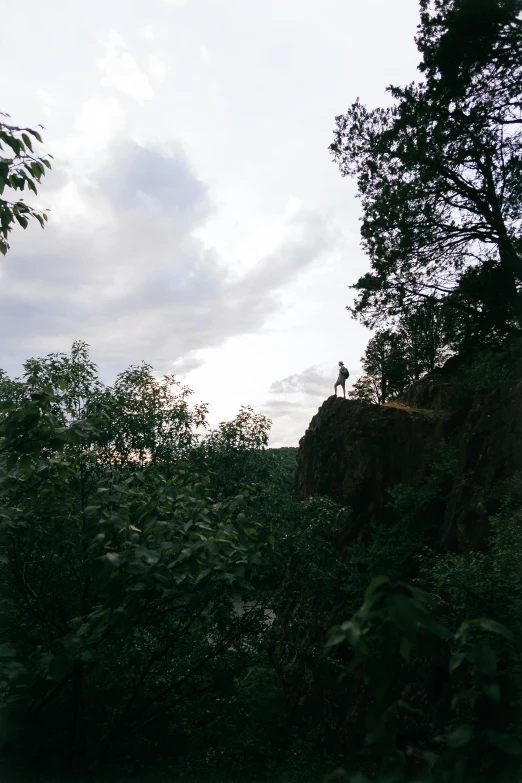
334;361;349;398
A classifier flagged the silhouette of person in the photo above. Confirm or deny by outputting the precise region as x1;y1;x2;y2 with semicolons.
334;361;349;398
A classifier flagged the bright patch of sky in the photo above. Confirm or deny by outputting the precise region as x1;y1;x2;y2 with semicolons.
0;0;420;445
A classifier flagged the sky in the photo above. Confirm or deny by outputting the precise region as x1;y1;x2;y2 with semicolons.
0;0;421;446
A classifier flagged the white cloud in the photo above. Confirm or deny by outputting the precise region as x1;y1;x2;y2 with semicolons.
96;32;154;104
1;141;340;388
0;0;423;444
55;95;128;179
262;366;338;446
269;366;331;397
73;95;127;140
285;196;302;216
36;88;57;117
262;401;318;447
148;55;168;83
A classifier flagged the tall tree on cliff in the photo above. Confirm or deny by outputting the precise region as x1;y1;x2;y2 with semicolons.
349;330;408;404
398;298;450;379
330;0;522;336
350;302;449;405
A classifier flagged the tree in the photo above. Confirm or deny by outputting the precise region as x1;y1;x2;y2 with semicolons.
192;406;272;498
398;299;450;380
350;330;408;405
330;0;522;335
0;112;52;255
349;374;381;405
93;363;208;468
416;0;522;101
11;342;209;468
0;346;274;774
350;300;450;405
22;340;102;421
327;576;521;782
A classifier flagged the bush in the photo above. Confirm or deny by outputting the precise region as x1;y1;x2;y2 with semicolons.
0;346;275;777
342;442;458;611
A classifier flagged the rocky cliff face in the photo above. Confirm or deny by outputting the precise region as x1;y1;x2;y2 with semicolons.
295;372;522;550
272;370;522;752
294;396;447;531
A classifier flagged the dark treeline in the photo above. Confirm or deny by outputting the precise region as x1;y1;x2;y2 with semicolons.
0;340;310;781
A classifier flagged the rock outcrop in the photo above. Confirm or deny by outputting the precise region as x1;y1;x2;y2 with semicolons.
295;374;522;550
294;396;446;528
272;372;522;754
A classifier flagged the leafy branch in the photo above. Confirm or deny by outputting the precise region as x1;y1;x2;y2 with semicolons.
0;111;52;255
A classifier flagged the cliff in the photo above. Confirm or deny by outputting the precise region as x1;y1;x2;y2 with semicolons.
294;396;446;534
295;366;522;550
272;369;522;754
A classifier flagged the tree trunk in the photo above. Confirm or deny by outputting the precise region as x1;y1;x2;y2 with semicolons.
498;235;522;329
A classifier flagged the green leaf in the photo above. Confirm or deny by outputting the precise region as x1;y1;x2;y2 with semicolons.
396;699;422;715
404;583;433;605
474;618;513;640
483;682;501;704
30;161;44;179
364;575;389;596
135;545;159;565
451;688;474;709
449;652;466;674
456;617;514;642
399;635;412;661
0;131;21;155
342;620;362;648
326;626;348;648
21;133;33;151
28;129;43;143
446;725;473;748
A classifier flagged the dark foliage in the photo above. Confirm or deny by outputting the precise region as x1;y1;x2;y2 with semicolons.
331;0;522;338
0;112;51;255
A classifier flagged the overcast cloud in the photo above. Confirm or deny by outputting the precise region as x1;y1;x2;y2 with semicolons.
0;0;420;445
0;141;339;379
